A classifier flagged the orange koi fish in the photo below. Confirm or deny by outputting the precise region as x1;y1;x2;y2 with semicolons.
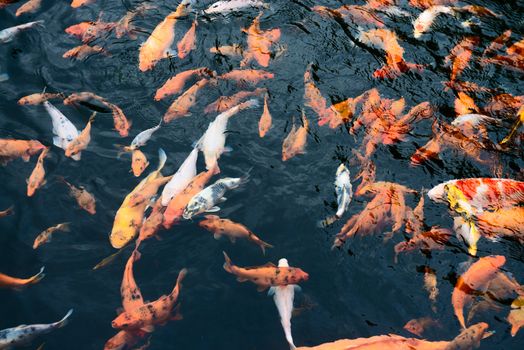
452;255;505;328
282;111;309;161
303;64;341;128
136;199;165;247
71;0;94;7
18;91;63;105
112;268;186;332
16;0;42;16
218;69;274;85
57;177;96;215
65;19;115;43
199;215;273;254
204;88;266;114
223;252;308;291
139;0;192;71
454;92;479;115
177;17;197;59
394;227;451;259
33;223;70;249
131;149;149;177
27;147;50;197
403;317;441;337
163;167;216;228
65;113;95;159
445;37;479;83
0;139;45;164
0;267;45;288
105;103;131;137
258;93;272;137
155;67;214;101
164;78;211;122
358;29;423;79
63;44;107;60
424;267;439;311
241;13;281;67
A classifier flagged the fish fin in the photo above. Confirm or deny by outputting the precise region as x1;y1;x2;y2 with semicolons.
157;148;167;172
213;233;221;240
171;304;183;321
228;236;236;243
262;262;277;267
56;309;73;328
206;206;221;212
258;240;273;255
257;285;269;292
236;277;248;282
216;197;227;203
141;325;155;333
58;223;71;232
1;205;14;216
222;251;233;273
268;286;276;296
71;153;81;161
223;146;233;153
28;266;46;285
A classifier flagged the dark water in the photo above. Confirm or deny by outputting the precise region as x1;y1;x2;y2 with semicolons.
1;0;524;349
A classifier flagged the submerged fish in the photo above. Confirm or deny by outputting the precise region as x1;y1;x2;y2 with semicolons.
203;0;268;15
0;267;45;289
43;101;81;161
183;174;249;219
27;147;49;197
155;67;214;101
413;6;454;38
0;20;43;44
268;258;300;350
33;222;70;249
63;44;106;60
282;111;309;161
57;177;96;215
197;99;259;172
223;252;309;292
0;139;45;163
258;93;272;137
199;215;273;254
65;112;95;159
177;16;198;59
0;310;73;349
18;91;64;105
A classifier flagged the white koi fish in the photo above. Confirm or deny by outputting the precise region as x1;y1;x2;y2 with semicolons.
183;174;249;219
334;164;352;218
0;20;43;44
413;6;454;39
0;309;73;349
203;0;269;15
161;147;198;206
268;258;299;350
197;99;259;173
129;117;162;150
43;101;80;161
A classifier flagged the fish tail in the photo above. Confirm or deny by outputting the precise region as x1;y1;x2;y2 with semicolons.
55;309;74;328
172;268;188;294
156;148;167;172
28;266;46;285
1;205;14;217
317;215;338;228
222;251;234;273
257;238;274;255
88;112;97;124
58;222;71;232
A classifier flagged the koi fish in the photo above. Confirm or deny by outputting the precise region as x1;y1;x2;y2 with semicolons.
445;37;479;83
0;267;45;288
164;78;211;122
155;67;214;101
105;103;131;137
197;99;259;172
218;69;274;85
183;174;249;219
43;101;81;161
223;252;308;291
163;167;216;228
18;90;64;105
209;44;243;58
0;206;14;218
127;118;162;151
319;164;352;227
358;29;423;79
139;0;193;71
0;139;45;164
303;64;341;128
104;329;148;350
63;44;107;60
258;93;272;137
199;215;273;254
112;269;186;332
452;255;505;328
33;222;70;249
177;17;197;59
27;147;49;197
413;6;455;38
241;13;281;67
65;112;95;159
282;111;309;161
121;250;143;312
0;310;73;348
203;0;268;15
268;258;299;350
476;206;524;242
204;88;266;114
508;297;524;337
394;227;451;259
0;20;43;44
114;3;154;39
136;198;165;246
454;92;479;115
16;0;42;16
161;148;198;206
57;177;96;215
131;149;149;177
403;317;441;337
71;0;94;7
65;20;115;43
423;267;439;312
110;150;166;248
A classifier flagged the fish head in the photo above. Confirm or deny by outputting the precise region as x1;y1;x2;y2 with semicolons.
198;215;219;230
65;144;80;158
132;151;149;177
83;200;97;215
27;181;37;197
111;313;133;330
182;201;200;220
65;22;92;38
403;319;424;336
28;140;46;155
291;268;309;283
427;183;447;203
